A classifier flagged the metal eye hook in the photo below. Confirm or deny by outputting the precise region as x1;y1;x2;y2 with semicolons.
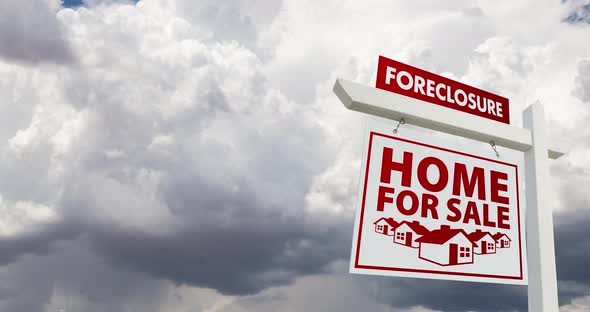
393;118;406;134
490;140;500;158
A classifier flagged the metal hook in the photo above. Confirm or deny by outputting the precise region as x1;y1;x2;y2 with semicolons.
490;140;500;158
393;118;406;134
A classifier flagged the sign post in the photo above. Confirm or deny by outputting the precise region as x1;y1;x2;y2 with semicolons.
523;104;559;311
334;56;566;311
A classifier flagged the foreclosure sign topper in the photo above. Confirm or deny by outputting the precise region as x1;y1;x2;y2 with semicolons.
376;55;510;124
350;119;527;284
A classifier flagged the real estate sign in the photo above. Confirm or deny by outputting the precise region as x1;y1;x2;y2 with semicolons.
376;56;510;124
350;119;527;284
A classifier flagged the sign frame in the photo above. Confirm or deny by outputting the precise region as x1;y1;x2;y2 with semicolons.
334;76;566;312
350;121;526;284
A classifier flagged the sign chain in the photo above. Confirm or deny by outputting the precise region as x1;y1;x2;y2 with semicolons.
489;140;500;158
393;118;405;134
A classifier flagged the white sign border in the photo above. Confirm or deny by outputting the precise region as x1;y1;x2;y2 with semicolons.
349;118;528;285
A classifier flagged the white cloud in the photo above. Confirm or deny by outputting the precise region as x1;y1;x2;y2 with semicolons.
573;58;590;102
561;295;590;312
0;0;588;311
0;196;58;237
43;0;62;11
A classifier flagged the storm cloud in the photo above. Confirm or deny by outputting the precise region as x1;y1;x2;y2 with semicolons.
0;0;589;311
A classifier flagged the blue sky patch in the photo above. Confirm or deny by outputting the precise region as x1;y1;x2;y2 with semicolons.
63;0;83;7
63;0;139;8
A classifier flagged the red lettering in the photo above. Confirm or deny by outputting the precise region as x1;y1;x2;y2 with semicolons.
452;163;485;200
377;186;395;212
498;206;510;229
482;203;496;227
490;170;509;204
446;198;461;222
380;147;413;187
421;193;439;219
417;157;448;192
463;201;481;225
396;190;419;216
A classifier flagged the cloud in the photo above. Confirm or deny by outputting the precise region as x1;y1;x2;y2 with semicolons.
0;0;75;64
561;296;590;312
0;237;171;312
83;217;349;295
563;1;590;24
0;0;588;311
2;206;590;312
555;210;590;303
573;59;590;102
0;0;345;299
212;273;400;312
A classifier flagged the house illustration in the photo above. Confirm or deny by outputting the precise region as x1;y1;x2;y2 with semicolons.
393;220;429;248
417;225;476;266
467;229;496;255
492;232;511;248
373;217;398;236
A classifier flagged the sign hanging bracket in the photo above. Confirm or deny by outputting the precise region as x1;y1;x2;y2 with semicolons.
393;118;405;134
490;140;500;158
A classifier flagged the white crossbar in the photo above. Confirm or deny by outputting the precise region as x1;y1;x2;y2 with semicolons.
333;78;566;159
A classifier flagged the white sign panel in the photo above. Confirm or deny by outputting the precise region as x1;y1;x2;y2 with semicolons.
350;119;527;284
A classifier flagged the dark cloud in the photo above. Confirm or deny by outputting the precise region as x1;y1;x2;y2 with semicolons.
374;278;526;312
0;0;75;64
0;221;80;264
0;0;588;311
555;209;590;303
5;204;582;312
0;236;170;312
87;221;322;295
62;171;351;295
1;184;580;311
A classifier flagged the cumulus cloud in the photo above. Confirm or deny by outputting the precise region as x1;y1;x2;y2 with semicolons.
171;0;283;49
573;59;590;102
0;0;74;64
561;296;590;312
0;0;589;311
1;0;344;299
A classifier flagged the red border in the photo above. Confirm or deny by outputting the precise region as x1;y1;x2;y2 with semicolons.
354;131;523;281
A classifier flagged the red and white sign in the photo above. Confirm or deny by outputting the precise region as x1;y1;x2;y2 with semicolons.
350;119;527;284
376;56;510;124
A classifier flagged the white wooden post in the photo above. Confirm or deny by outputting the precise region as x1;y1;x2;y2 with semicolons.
523;103;559;312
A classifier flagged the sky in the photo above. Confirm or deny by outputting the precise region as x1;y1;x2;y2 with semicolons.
62;0;139;8
0;0;589;311
62;0;85;7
